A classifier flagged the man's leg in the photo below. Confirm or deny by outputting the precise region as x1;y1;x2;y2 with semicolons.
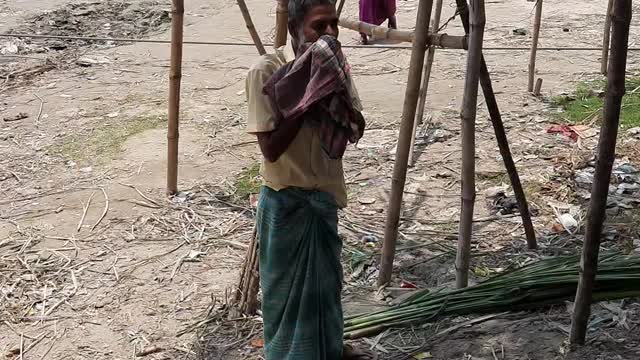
388;16;397;29
360;32;369;44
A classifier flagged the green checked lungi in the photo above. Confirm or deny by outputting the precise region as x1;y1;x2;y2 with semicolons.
257;186;344;360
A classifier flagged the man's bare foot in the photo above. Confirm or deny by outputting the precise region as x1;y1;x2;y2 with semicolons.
343;343;377;360
360;34;369;45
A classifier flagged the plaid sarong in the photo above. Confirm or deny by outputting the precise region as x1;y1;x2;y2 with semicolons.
258;186;344;360
263;35;364;159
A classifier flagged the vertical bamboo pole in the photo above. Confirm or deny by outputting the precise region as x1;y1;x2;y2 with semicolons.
527;0;543;93
337;0;347;17
456;0;538;250
167;0;184;196
409;0;444;167
601;0;614;75
570;0;632;345
455;0;485;289
378;0;434;287
275;0;289;48
237;0;267;55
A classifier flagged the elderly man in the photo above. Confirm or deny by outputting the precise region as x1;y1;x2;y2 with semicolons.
245;1;375;359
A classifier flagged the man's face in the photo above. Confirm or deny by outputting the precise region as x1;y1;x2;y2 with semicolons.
293;4;339;48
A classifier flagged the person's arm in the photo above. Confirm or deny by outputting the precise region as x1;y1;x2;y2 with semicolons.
256;118;303;162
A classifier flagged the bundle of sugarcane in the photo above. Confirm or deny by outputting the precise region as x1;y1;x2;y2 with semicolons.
344;253;640;339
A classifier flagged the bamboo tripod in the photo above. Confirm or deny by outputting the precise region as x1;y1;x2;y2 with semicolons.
378;0;538;287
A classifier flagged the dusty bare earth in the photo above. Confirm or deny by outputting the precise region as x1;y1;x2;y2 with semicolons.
1;0;640;359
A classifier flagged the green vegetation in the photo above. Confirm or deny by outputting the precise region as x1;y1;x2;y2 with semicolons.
50;114;166;164
234;162;261;201
344;253;640;339
551;77;640;129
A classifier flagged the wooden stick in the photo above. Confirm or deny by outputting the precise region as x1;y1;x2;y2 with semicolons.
601;0;614;75
533;78;543;96
456;0;485;289
275;0;289;49
339;18;467;49
237;0;267;55
527;0;543;93
456;0;538;250
570;0;632;345
167;0;184;196
409;0;444;167
337;0;347;17
378;0;434;287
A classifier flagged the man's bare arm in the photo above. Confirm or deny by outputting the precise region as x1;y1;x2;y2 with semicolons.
256;118;303;162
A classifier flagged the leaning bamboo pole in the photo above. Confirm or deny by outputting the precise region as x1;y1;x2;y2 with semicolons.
339;18;467;49
570;0;632;345
456;0;485;289
527;0;543;93
235;227;260;315
601;0;614;75
455;0;538;250
378;0;434;287
275;0;289;48
337;0;347;17
237;0;267;55
409;0;444;167
166;0;184;195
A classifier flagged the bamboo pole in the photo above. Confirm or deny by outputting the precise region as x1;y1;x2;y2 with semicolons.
378;0;434;287
455;0;485;289
275;0;289;48
527;0;543;93
339;18;467;49
570;0;632;345
167;0;184;196
455;0;538;250
337;0;347;17
409;0;444;167
601;0;614;75
237;0;267;55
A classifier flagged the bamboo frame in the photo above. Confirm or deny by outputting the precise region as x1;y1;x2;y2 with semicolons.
570;0;632;345
339;18;467;49
455;0;538;250
167;0;184;195
275;0;289;48
409;0;444;167
378;0;434;287
456;0;485;289
601;0;614;75
528;0;543;93
237;0;267;55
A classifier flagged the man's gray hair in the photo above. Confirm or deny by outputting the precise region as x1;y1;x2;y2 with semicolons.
288;0;336;29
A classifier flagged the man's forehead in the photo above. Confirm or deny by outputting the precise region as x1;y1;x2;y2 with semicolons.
304;4;337;22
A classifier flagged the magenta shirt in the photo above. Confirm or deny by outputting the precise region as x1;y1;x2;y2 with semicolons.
359;0;397;26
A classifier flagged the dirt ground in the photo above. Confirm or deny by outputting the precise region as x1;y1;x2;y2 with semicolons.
1;0;640;359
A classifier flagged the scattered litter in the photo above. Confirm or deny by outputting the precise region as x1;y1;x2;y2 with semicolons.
546;124;596;142
358;197;377;205
512;28;528;35
106;112;120;118
3;113;28;122
362;235;379;244
76;55;111;66
400;280;417;289
549;202;582;234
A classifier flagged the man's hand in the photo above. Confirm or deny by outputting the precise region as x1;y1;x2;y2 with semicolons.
256;117;303;162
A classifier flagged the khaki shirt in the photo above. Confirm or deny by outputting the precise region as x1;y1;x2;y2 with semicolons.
245;53;352;208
